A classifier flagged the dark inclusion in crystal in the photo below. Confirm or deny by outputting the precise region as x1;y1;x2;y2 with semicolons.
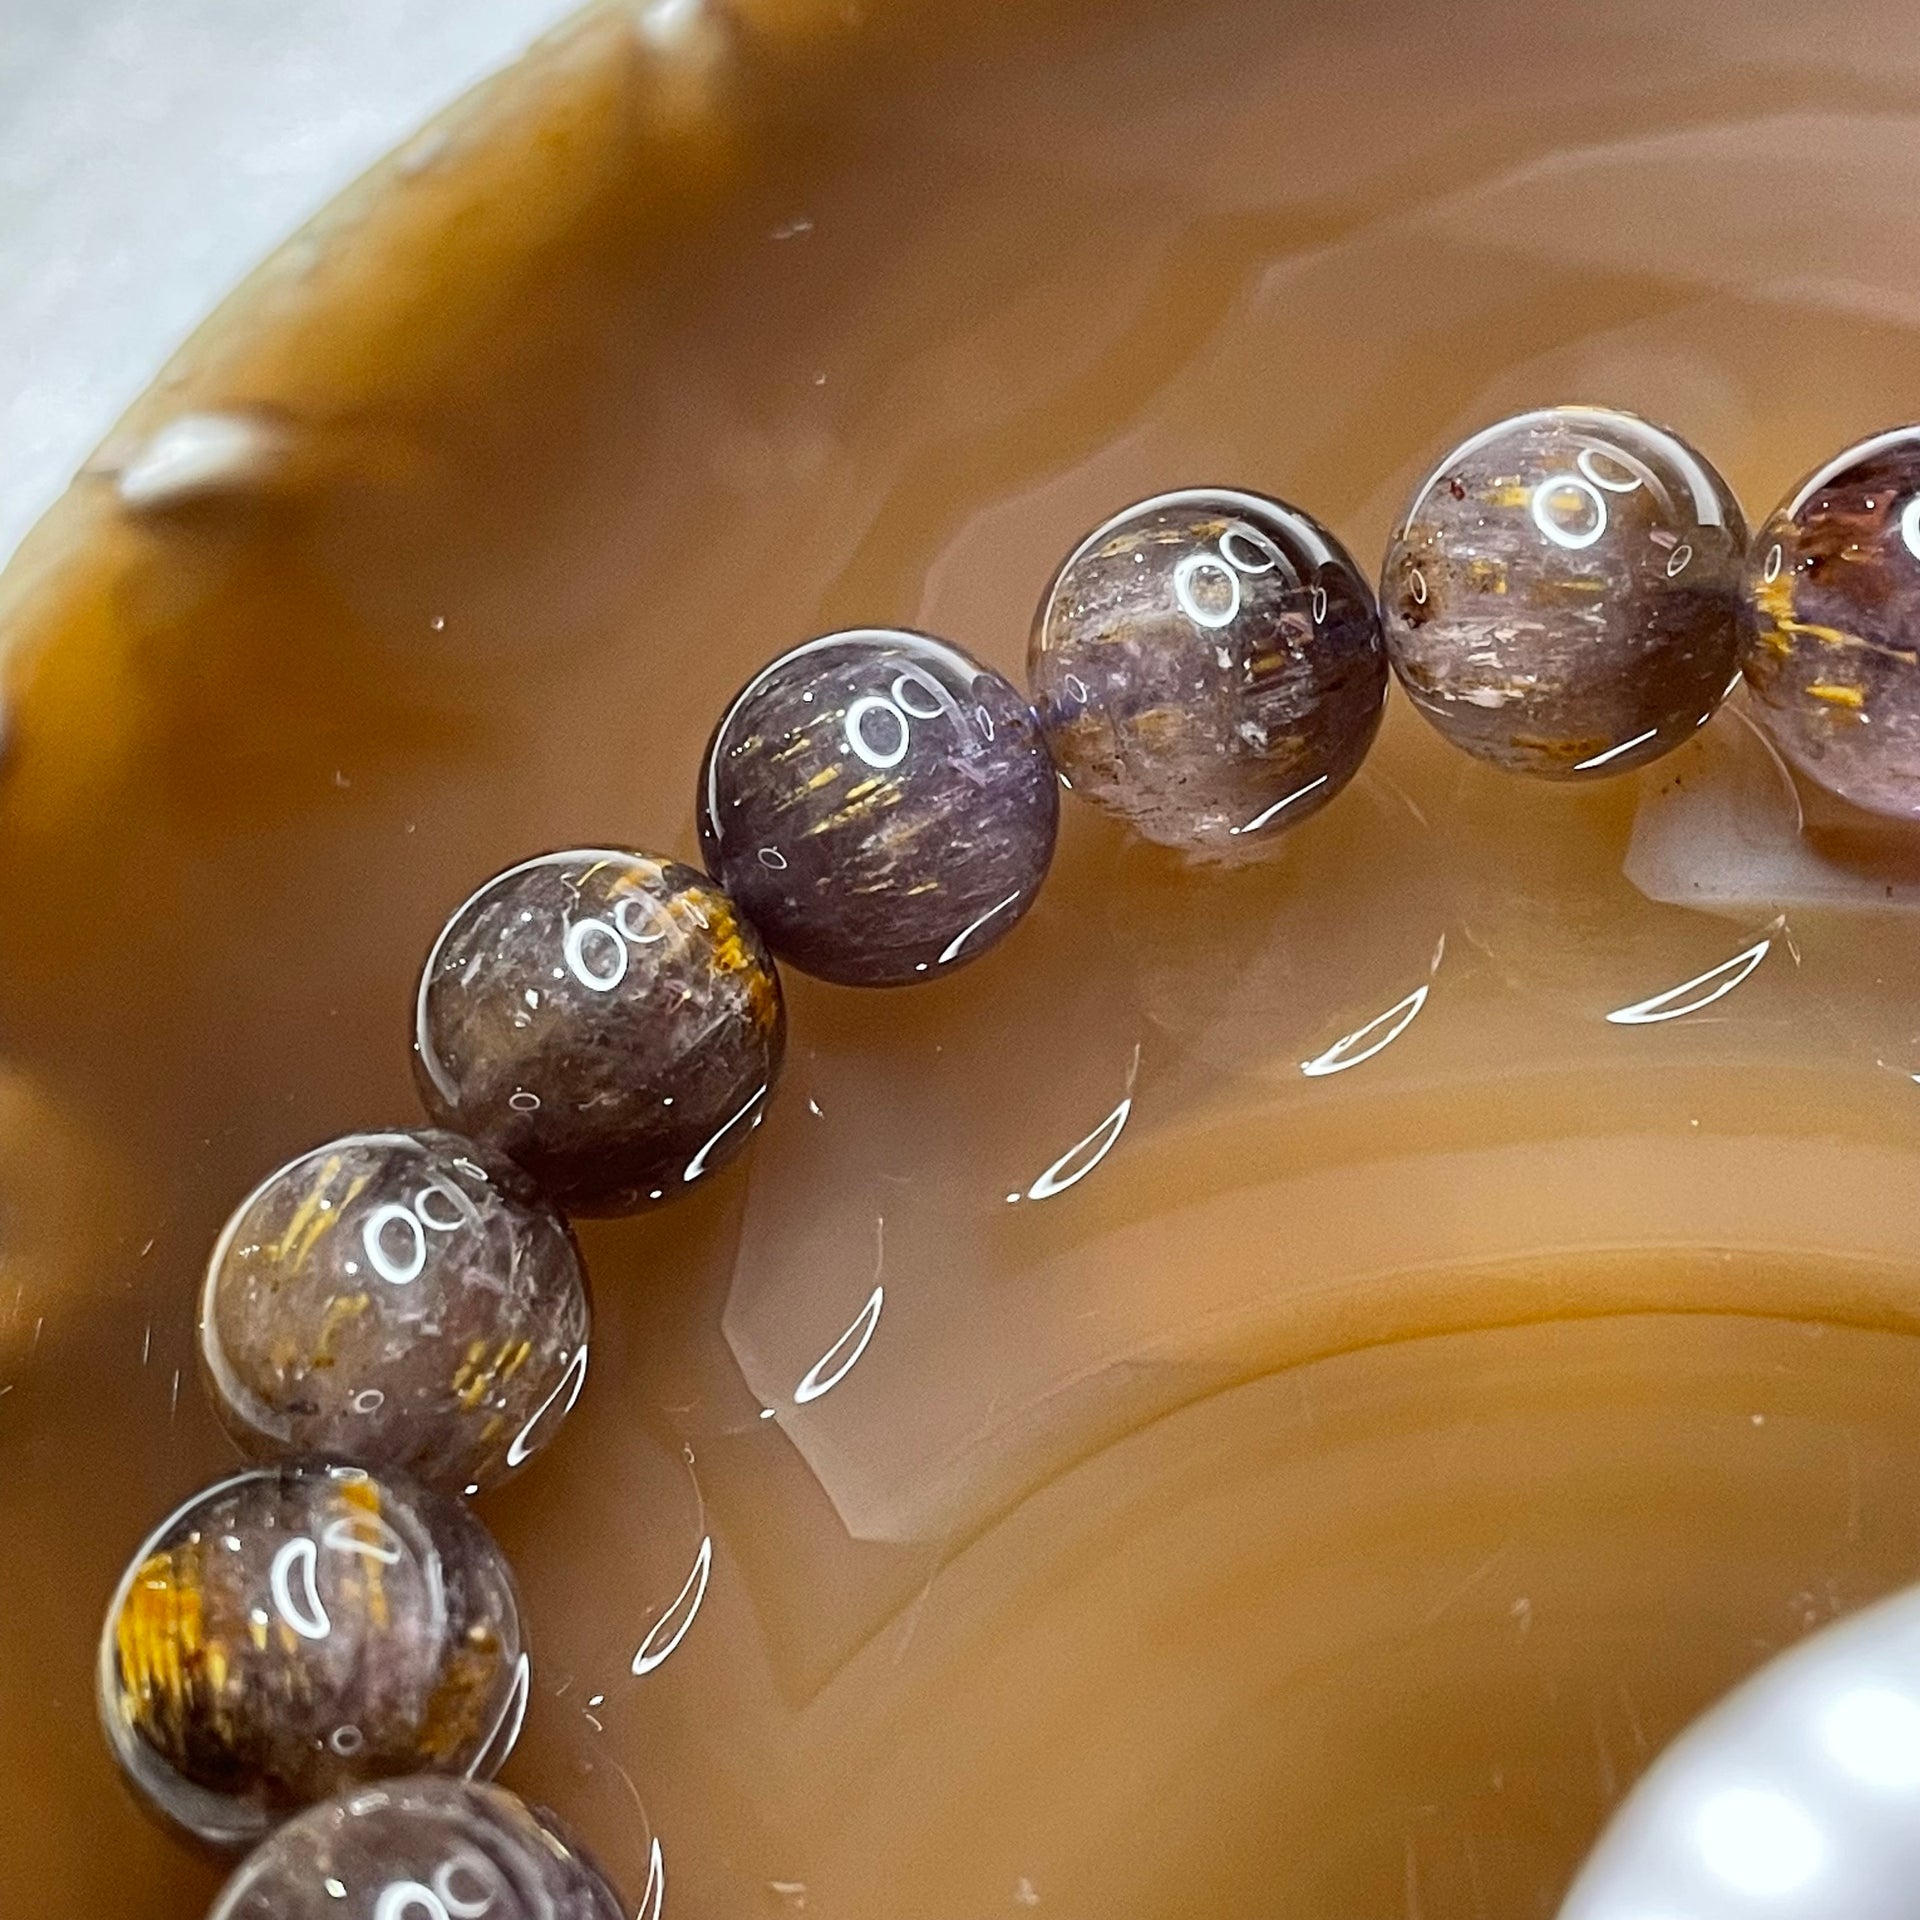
697;629;1059;986
1380;407;1747;778
199;1130;589;1495
207;1777;629;1920
414;851;785;1215
1744;425;1920;817
1029;488;1387;855
98;1463;524;1849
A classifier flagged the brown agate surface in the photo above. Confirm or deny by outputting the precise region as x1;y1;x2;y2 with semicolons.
7;3;1920;1917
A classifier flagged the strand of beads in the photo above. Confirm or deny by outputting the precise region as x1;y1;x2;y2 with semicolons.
1026;410;1920;823
1376;408;1920;815
99;404;1920;1920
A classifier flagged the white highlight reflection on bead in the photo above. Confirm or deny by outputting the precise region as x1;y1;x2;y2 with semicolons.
683;1085;768;1183
844;694;911;769
411;1181;474;1234
1532;473;1609;549
1578;445;1646;494
1693;1788;1824;1897
1229;773;1329;837
465;1651;530;1782
1573;727;1659;773
269;1536;330;1639
564;917;630;992
363;1202;428;1285
373;1883;451;1920
504;1343;588;1468
938;890;1023;966
1900;496;1920;562
320;1513;403;1565
431;1854;499;1919
1172;550;1242;628
1823;1687;1920;1790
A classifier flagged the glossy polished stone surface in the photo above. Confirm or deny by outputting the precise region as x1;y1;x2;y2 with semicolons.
1559;1580;1920;1920
1744;427;1920;818
414;852;785;1214
698;630;1058;986
198;1131;588;1495
207;1777;628;1920
1381;408;1747;777
1029;489;1386;854
98;1463;524;1849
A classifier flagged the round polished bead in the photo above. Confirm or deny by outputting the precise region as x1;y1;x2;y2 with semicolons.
1743;425;1920;817
199;1131;588;1495
697;629;1058;986
1029;488;1386;854
207;1777;627;1920
413;851;785;1214
99;1463;525;1848
1380;407;1747;777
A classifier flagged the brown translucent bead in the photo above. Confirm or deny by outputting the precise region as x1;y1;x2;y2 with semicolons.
1030;489;1387;854
697;629;1059;986
413;850;785;1214
98;1463;525;1849
1744;425;1920;817
1381;407;1747;777
198;1131;589;1496
207;1778;629;1920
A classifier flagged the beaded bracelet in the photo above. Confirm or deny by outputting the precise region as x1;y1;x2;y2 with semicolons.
94;406;1920;1919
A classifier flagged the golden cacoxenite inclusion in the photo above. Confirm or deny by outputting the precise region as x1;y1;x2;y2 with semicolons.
1743;425;1920;818
197;1130;588;1496
98;1463;524;1848
1380;407;1748;778
1029;489;1388;856
698;630;1059;987
413;851;786;1214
